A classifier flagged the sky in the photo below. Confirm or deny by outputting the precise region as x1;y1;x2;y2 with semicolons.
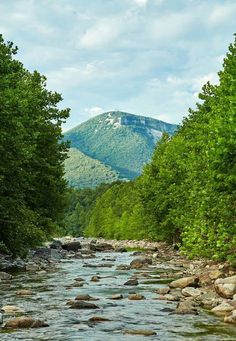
1;0;235;130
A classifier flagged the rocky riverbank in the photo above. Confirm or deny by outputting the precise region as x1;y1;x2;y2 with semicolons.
1;237;236;338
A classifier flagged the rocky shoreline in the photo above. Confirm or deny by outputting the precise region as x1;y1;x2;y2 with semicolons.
1;237;236;333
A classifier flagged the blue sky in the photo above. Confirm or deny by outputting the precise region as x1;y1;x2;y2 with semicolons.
1;0;235;130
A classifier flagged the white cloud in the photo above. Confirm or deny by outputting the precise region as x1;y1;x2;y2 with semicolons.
79;19;124;49
85;106;104;117
208;3;236;26
46;61;104;91
132;0;149;7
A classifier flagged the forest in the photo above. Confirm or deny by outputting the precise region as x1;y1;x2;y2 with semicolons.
0;34;235;261
0;35;69;256
65;36;236;261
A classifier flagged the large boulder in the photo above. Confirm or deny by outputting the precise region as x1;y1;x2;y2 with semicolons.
214;276;236;298
4;316;48;328
62;241;81;252
169;276;199;289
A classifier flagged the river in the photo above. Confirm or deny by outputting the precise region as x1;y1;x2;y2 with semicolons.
1;249;236;340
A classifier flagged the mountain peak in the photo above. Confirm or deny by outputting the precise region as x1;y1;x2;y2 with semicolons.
64;111;178;187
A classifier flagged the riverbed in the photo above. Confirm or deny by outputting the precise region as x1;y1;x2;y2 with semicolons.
1;249;236;340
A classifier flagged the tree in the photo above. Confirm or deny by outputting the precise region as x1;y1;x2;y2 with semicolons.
0;35;69;255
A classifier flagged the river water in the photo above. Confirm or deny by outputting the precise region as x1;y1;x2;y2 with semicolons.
1;250;236;340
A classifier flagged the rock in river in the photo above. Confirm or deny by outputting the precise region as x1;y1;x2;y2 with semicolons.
130;257;152;269
123;329;156;336
67;300;99;309
4;316;48;328
16;289;33;296
75;294;99;301
0;271;12;280
88;316;110;322
1;305;24;313
124;279;139;286
108;294;123;300
128;294;145;300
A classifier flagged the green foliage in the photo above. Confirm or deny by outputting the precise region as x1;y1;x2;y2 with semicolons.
138;36;236;260
84;181;149;240
64;148;119;188
64;111;177;181
62;183;113;236
73;36;236;261
0;35;69;256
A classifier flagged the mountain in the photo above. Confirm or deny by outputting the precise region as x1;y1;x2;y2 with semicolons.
64;111;178;187
65;148;119;189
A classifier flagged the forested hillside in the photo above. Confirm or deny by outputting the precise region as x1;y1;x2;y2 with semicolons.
0;35;69;255
69;37;236;261
64;111;177;181
65;148;119;188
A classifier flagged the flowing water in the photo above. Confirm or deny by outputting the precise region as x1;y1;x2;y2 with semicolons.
1;251;236;340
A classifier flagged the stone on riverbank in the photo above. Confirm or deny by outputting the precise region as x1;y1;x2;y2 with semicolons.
196;291;221;309
224;310;236;324
171;300;198;315
214;276;236;299
182;287;202;298
89;242;114;252
169;276;199;289
211;302;235;316
4;316;48;328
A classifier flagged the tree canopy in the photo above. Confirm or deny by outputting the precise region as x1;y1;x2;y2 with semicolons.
0;35;69;255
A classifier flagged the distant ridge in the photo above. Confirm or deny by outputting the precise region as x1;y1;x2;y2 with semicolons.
64;111;178;188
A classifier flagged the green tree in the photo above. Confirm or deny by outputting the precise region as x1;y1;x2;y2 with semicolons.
0;35;69;255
